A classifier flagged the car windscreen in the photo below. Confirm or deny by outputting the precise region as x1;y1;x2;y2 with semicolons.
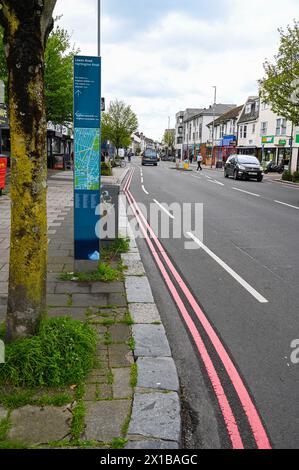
144;150;157;157
237;156;260;165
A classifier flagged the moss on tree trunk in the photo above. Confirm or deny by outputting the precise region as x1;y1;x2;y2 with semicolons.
0;1;56;340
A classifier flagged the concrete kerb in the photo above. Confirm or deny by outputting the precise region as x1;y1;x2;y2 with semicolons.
119;179;182;449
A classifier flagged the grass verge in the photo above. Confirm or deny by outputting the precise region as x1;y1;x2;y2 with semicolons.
0;317;97;388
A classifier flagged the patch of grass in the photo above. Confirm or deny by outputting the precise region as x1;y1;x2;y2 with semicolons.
111;438;128;449
0;440;28;449
127;336;135;352
104;331;112;346
130;364;138;389
0;389;33;409
36;393;73;407
0;317;97;388
120;312;134;326
101;238;130;260
101;319;116;327
107;371;114;385
121;410;132;437
71;400;86;441
60;262;122;283
67;294;73;307
0;418;11;441
47;439;104;449
0;322;6;340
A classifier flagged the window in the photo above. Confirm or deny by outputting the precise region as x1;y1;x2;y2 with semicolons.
261;102;269;111
261;122;268;135
239;126;243;138
245;104;251;114
177;137;183;144
178;126;183;135
252;124;256;134
276;118;287;136
243;125;247;138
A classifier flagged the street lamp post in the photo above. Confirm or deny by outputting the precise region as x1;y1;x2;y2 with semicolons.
98;0;101;57
211;86;217;168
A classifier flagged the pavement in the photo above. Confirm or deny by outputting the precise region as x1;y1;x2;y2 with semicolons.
127;159;299;449
0;167;181;449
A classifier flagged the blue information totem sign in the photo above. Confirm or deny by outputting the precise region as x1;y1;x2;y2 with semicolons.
74;56;101;261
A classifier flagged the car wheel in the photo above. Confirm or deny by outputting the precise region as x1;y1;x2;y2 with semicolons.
257;176;263;182
233;170;238;180
224;170;229;178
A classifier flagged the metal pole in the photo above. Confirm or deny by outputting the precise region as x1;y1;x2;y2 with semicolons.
97;0;101;57
211;86;217;168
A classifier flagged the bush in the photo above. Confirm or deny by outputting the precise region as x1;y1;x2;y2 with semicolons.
282;170;293;181
292;171;299;182
101;162;112;177
0;317;97;388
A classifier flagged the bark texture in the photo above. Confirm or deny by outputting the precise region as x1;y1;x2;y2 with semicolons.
0;1;56;340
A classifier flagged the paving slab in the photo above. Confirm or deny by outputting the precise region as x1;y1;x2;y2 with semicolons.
48;307;88;321
91;282;125;294
112;368;132;399
137;357;179;392
84;400;131;442
123;259;145;276
109;324;131;342
129;303;161;324
9;406;71;445
109;343;134;368
125;277;154;304
128;392;180;442
72;293;108;307
55;282;91;294
133;325;171;358
125;440;179;449
121;253;141;262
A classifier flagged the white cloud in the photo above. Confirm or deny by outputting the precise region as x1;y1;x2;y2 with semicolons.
54;0;299;141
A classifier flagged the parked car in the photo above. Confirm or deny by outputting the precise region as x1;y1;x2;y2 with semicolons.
142;149;158;166
224;155;263;182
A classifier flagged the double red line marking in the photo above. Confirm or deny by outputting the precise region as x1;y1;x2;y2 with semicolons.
124;168;271;450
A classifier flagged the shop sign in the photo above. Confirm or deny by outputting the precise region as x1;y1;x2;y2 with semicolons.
262;136;274;144
296;134;299;144
278;139;286;146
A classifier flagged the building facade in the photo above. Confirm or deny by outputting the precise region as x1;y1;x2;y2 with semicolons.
206;105;243;162
181;104;236;163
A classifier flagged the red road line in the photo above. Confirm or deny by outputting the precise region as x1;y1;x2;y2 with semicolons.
125;170;271;450
125;184;244;449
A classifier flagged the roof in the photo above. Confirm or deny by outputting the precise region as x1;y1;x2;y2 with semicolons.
184;104;236;122
207;105;244;127
238;97;260;124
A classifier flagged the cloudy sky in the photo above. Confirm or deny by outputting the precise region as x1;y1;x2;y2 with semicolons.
54;0;298;141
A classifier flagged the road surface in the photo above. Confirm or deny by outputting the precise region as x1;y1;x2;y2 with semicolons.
125;160;299;449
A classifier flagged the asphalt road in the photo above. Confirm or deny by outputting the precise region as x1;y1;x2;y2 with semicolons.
127;160;299;449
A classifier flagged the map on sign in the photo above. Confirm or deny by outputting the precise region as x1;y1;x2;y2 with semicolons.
74;128;100;190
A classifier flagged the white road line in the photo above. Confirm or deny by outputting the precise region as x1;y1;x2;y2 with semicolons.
233;187;260;198
142;185;149;195
153;199;175;219
208;179;224;186
191;175;201;180
186;232;269;304
275;200;299;210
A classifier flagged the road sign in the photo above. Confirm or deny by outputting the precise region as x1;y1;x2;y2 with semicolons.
74;56;101;261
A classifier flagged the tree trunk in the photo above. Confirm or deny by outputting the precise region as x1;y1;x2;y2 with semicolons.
0;0;56;341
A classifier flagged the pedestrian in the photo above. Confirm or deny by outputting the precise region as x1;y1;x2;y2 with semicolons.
189;152;193;165
197;152;203;171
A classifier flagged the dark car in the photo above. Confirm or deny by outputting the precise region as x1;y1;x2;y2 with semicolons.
224;155;263;182
142;149;158;166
